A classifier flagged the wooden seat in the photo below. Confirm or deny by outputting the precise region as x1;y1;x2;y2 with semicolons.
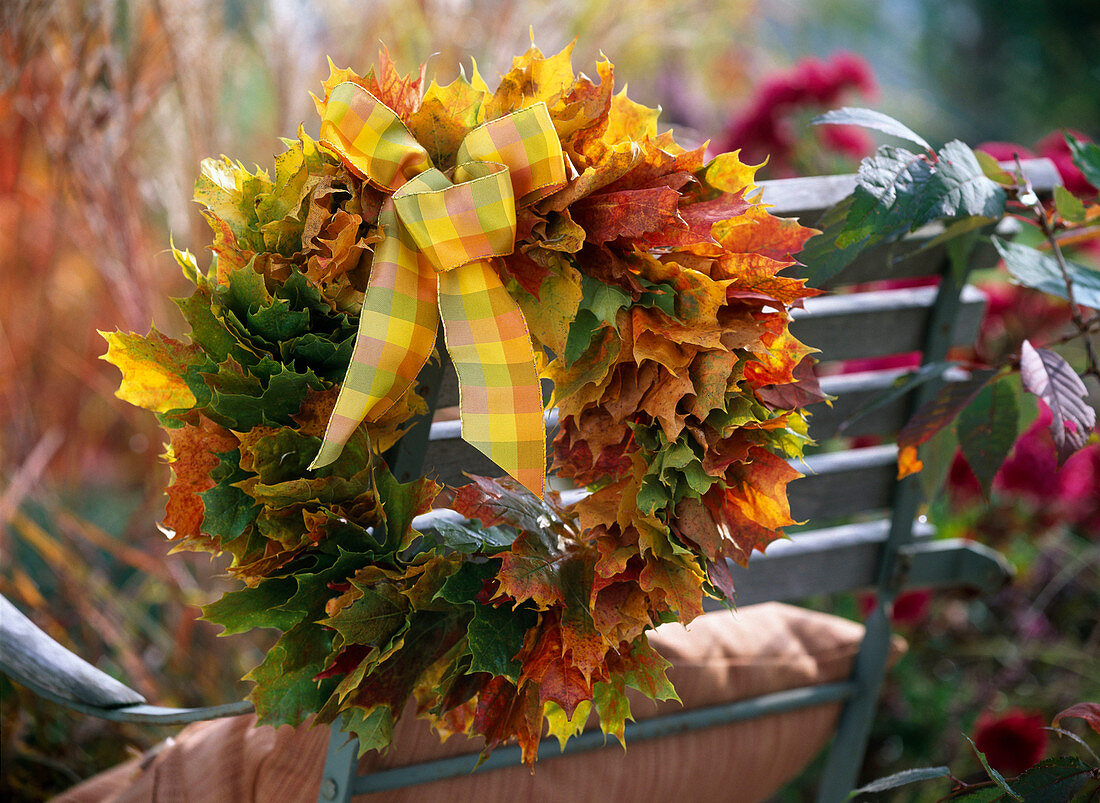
0;158;1060;803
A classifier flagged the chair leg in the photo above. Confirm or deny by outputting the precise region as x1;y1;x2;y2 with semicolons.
317;721;358;803
815;606;893;803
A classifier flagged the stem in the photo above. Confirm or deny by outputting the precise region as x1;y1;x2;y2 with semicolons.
1047;314;1100;347
1017;163;1100;381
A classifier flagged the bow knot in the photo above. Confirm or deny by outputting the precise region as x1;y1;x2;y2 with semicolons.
309;83;566;498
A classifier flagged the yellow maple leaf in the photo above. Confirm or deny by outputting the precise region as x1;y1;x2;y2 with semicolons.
485;41;576;120
601;88;659;146
100;329;199;413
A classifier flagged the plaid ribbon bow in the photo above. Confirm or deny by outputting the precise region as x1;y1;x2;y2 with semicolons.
308;82;567;498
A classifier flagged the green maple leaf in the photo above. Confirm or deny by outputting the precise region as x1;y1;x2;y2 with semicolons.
429;519;517;555
436;560;499;605
467;603;536;680
174;290;257;366
204;361;324;430
322;581;409;649
202;576;301;635
591;679;632;745
374;468;438;555
246;298;312;345
277;545;390;623
238;428;319;485
246;465;375;508
199;451;261;543
279;332;356;381
564;274;630;364
616;636;679;702
246;621;334;727
340;706;396;758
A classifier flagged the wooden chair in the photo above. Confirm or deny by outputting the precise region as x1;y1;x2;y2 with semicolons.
0;158;1060;803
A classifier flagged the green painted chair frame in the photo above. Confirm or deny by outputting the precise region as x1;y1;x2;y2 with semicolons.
0;158;1061;803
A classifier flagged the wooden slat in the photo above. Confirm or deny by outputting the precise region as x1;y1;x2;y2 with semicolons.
788;445;899;522
811;369;914;441
899;539;1012;592
792;218;1013;290
702;525;1007;608
755;173;856;221
789;283;986;363
715;520;893;606
809;366;971;441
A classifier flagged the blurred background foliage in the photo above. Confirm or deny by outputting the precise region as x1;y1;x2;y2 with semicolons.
1;0;1097;799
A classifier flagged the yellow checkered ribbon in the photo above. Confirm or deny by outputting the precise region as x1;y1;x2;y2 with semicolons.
309;82;567;498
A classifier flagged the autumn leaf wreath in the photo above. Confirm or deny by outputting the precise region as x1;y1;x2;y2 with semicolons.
103;43;821;764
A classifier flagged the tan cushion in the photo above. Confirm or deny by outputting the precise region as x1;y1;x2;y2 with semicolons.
57;603;900;803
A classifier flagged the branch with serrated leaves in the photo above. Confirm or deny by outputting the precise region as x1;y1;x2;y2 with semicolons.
1012;156;1100;383
810;110;1099;493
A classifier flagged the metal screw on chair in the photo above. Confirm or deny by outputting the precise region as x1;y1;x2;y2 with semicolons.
320;777;338;800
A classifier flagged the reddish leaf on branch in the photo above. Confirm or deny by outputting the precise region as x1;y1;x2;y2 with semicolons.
1019;340;1096;465
955;377;1019;498
896;370;997;479
1051;702;1100;734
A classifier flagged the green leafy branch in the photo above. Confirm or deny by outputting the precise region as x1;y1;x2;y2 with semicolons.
809;109;1099;494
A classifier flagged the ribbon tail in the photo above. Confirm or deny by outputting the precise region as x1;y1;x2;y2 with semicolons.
310;200;439;470
438;261;546;499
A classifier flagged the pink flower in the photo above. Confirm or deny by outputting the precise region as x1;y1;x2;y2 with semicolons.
857;589;932;626
1034;130;1096;198
978;132;1098;199
973;709;1048;778
720;52;878;176
819;123;876;160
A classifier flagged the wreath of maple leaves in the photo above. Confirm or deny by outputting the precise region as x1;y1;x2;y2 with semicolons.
102;44;821;764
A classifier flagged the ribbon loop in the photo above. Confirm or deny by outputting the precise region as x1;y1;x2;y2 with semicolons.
457;104;565;205
309;84;566;499
319;83;430;190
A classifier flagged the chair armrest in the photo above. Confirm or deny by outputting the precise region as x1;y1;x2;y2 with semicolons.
0;594;253;725
0;594;145;708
